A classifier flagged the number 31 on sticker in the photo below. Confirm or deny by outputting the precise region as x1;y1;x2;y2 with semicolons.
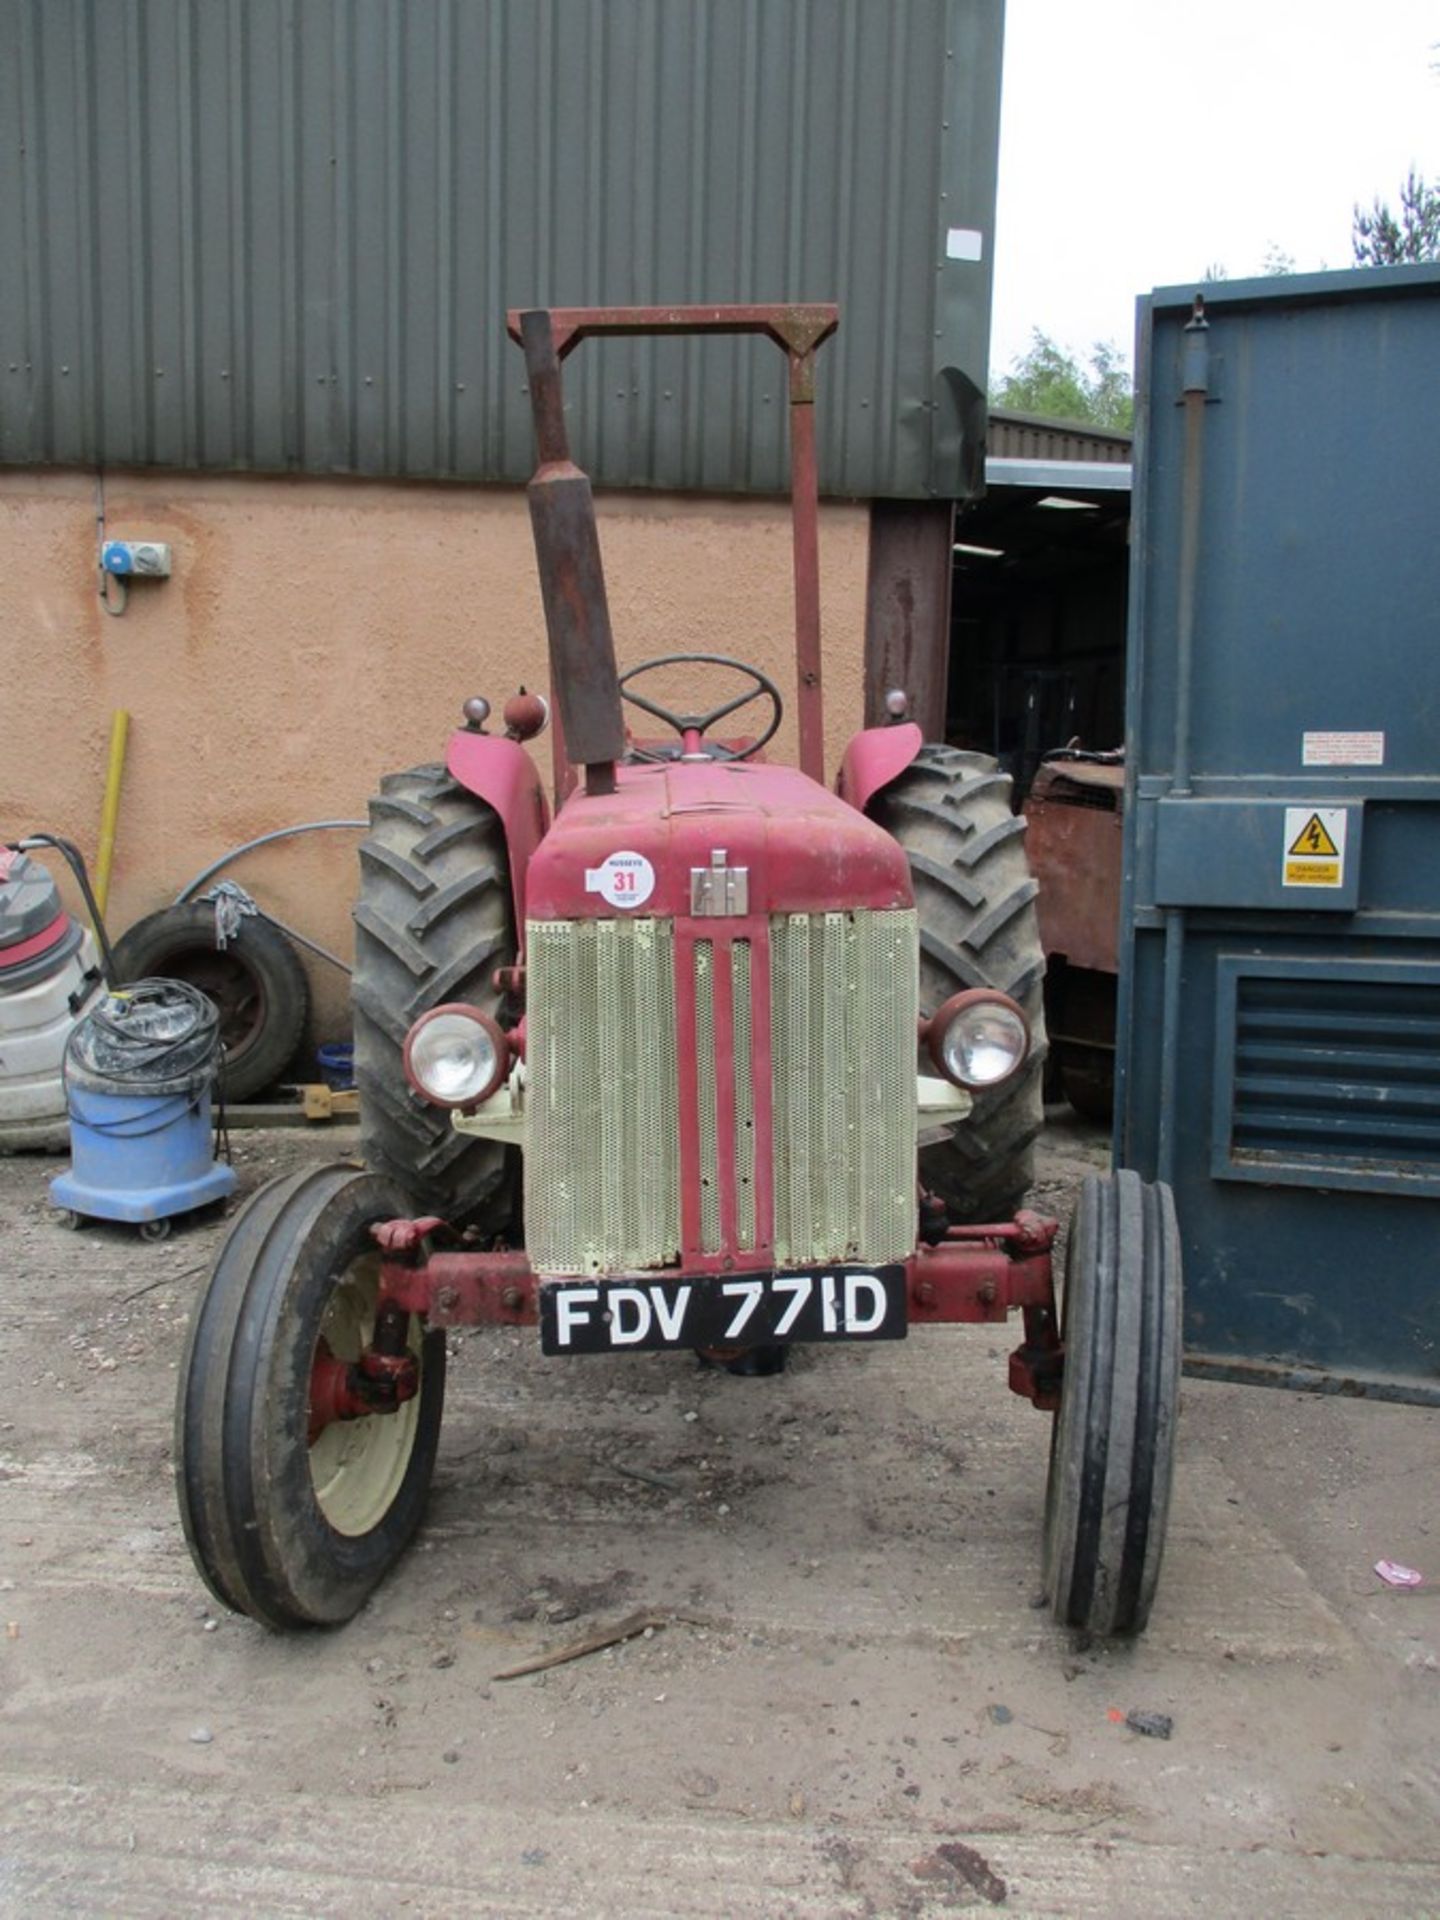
584;850;656;909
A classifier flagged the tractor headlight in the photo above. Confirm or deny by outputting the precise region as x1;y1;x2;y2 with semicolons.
402;1004;508;1109
927;990;1029;1091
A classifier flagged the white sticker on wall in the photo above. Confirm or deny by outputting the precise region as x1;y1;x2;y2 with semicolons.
584;850;656;909
1302;730;1384;767
1282;808;1347;889
945;226;984;262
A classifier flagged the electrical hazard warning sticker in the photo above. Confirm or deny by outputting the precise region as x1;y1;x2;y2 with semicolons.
1283;808;1347;888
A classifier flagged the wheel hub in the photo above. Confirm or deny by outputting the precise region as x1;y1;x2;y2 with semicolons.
307;1253;425;1537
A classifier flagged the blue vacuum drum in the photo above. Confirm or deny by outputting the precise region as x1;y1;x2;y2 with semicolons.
51;978;237;1238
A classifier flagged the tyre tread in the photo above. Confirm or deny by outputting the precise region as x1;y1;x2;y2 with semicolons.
1044;1170;1182;1637
871;743;1049;1221
175;1167;445;1630
352;767;517;1226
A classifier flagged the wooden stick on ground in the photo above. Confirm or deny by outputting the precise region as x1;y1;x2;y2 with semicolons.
492;1608;673;1681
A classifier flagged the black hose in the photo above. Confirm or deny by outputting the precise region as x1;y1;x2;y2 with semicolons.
65;978;220;1089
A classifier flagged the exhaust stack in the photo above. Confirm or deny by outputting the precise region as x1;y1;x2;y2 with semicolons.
510;304;838;795
516;309;625;799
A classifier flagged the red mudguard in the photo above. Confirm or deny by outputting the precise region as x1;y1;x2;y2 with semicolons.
444;730;550;937
835;721;923;815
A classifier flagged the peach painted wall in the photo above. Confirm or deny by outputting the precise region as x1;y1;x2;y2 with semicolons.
0;469;870;1044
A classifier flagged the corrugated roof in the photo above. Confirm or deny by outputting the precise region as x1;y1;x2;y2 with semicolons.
0;0;1004;500
987;410;1132;464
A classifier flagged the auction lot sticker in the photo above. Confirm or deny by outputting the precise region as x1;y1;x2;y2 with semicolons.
585;850;656;909
1283;808;1347;889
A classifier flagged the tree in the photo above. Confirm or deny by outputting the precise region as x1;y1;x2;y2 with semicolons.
1201;246;1298;282
1353;168;1440;264
991;331;1133;432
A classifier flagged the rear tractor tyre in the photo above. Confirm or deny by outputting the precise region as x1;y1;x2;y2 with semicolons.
352;765;518;1230
1043;1170;1182;1638
870;745;1048;1222
175;1165;446;1629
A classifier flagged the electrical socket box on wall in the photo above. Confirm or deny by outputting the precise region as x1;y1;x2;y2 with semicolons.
101;540;172;577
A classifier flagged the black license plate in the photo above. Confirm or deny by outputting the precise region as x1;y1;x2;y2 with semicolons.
539;1265;908;1356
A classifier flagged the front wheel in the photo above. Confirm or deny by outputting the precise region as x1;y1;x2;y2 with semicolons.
175;1165;445;1629
1043;1170;1181;1637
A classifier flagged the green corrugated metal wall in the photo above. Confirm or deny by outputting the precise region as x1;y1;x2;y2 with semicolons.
0;0;1002;498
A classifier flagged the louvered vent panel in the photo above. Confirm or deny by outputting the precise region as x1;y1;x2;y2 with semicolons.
1230;974;1440;1177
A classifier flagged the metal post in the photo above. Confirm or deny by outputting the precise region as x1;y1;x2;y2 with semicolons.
1172;295;1210;797
788;349;826;784
1158;294;1212;1183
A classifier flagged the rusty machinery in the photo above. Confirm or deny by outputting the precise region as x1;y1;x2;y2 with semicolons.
1026;750;1126;1122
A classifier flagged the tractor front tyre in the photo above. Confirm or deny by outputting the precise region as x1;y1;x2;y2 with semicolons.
870;745;1048;1223
1043;1170;1182;1638
352;766;518;1229
175;1165;446;1630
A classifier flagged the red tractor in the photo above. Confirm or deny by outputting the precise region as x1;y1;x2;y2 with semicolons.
176;307;1180;1640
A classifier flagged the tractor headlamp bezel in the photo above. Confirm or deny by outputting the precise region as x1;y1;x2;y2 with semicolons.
925;989;1030;1091
402;1003;509;1111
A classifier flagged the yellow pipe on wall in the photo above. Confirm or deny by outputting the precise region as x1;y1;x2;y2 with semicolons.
94;709;130;918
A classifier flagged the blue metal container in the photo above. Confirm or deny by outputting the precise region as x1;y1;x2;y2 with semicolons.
316;1041;355;1090
1117;263;1440;1401
50;980;237;1231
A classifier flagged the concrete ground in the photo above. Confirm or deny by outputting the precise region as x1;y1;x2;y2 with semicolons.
1;1114;1437;1916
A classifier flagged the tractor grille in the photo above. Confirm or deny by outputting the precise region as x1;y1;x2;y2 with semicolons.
526;918;681;1275
769;910;918;1268
525;908;918;1276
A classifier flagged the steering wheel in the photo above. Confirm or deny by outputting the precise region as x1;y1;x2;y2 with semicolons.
618;653;784;763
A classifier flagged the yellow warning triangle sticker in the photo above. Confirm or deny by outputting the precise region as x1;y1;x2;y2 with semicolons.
1287;813;1340;859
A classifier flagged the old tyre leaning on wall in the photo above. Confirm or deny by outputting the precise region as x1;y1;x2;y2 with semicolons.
175;1164;446;1629
870;744;1048;1223
1043;1170;1182;1637
110;903;309;1101
351;765;518;1230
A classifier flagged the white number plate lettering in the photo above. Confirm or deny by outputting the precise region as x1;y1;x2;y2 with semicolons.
540;1265;907;1356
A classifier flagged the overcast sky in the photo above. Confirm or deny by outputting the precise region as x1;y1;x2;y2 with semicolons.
989;0;1440;380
